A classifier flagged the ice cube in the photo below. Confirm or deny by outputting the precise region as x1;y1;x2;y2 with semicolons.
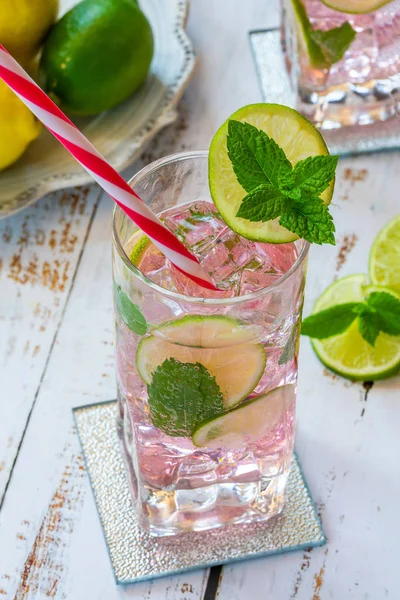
199;226;255;290
239;242;298;295
164;201;255;292
162;200;226;253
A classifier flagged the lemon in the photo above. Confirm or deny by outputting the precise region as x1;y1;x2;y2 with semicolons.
0;0;59;65
0;81;41;171
39;0;154;115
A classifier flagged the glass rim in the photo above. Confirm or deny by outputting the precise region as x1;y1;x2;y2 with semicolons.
112;150;310;306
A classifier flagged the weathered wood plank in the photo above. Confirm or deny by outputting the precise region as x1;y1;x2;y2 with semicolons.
216;153;400;599
0;185;101;504
0;195;209;599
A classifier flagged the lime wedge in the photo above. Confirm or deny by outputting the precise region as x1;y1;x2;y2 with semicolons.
369;215;400;294
311;275;400;380
209;103;334;243
128;232;151;267
192;385;295;449
136;316;266;408
320;0;393;14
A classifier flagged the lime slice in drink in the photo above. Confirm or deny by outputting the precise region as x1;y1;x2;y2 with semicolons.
311;275;400;380
369;215;400;294
152;315;259;348
320;0;393;14
136;316;266;407
209;103;333;243
192;385;295;449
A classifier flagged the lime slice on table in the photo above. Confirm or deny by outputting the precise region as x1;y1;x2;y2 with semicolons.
310;275;400;380
209;103;334;243
136;315;266;408
369;215;400;295
320;0;393;14
192;385;295;449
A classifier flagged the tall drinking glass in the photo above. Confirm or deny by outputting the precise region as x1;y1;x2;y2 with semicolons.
281;0;400;128
112;152;309;537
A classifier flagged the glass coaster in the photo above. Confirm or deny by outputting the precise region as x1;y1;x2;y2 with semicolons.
249;28;400;156
73;401;325;585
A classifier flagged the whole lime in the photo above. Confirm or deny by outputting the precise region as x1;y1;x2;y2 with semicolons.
39;0;154;115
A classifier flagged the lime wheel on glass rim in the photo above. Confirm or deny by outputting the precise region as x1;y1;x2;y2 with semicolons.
208;103;335;243
310;275;400;381
320;0;393;14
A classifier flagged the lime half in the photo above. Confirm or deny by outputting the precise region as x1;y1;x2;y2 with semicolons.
192;385;295;449
311;275;400;380
369;215;400;294
136;315;266;408
320;0;393;14
209;103;334;243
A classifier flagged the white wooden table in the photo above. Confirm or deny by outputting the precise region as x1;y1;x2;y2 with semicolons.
1;1;399;598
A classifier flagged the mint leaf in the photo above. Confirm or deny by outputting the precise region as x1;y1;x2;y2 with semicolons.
279;197;336;245
227;120;292;193
279;320;301;364
147;359;225;437
280;155;338;198
310;22;356;66
366;291;400;336
301;303;360;339
115;285;147;335
236;184;291;222
355;306;381;347
290;0;356;68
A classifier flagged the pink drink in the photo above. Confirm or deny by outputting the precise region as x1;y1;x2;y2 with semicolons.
113;153;308;536
282;0;400;128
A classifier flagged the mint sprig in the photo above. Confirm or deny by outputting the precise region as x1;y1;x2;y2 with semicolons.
227;120;337;245
147;358;225;437
301;291;400;347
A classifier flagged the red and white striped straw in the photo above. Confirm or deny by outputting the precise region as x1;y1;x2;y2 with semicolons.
0;45;216;291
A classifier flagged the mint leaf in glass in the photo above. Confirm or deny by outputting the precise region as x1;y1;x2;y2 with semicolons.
115;285;147;335
301;303;360;339
236;184;291;222
279;197;336;245
309;22;357;67
279;320;301;365
147;358;225;437
290;0;356;68
227;120;292;192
